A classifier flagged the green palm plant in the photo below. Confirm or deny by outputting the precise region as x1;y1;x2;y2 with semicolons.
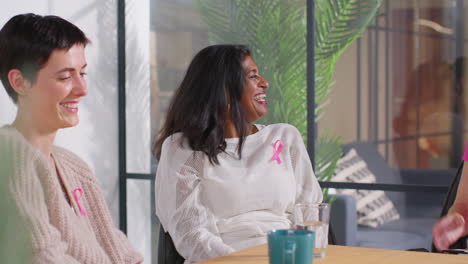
314;0;383;193
197;0;383;188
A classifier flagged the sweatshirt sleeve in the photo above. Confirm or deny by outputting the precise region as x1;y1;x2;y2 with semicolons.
1;138;80;263
290;127;323;205
155;136;234;263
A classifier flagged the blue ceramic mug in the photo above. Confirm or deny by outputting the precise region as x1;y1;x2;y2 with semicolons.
267;229;315;264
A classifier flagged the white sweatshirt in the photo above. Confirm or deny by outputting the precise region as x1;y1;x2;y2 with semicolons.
155;123;322;263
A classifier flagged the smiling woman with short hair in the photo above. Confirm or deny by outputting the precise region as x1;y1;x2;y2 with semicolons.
0;13;143;263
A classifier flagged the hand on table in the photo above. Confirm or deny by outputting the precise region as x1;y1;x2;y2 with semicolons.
432;206;468;251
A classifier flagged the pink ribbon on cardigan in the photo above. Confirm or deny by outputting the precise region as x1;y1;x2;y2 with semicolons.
272;140;284;164
73;188;88;216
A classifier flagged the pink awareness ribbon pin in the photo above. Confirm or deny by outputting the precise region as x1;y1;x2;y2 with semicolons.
73;188;88;216
272;140;284;164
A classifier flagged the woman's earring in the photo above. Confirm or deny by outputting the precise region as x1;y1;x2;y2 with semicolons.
227;103;231;111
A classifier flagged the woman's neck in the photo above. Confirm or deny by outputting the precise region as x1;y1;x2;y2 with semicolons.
224;121;258;139
12;114;56;161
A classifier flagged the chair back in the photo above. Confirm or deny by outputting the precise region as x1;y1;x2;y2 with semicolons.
158;225;185;264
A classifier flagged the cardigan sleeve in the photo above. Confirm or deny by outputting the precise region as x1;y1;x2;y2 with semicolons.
289;127;323;205
155;136;234;263
2;138;80;263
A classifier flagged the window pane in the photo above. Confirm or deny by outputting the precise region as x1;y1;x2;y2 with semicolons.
126;0;152;174
127;179;153;263
323;0;463;251
150;0;308;141
322;0;466;171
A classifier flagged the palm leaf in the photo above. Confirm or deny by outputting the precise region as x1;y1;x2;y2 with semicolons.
315;132;343;198
315;0;381;59
314;0;383;120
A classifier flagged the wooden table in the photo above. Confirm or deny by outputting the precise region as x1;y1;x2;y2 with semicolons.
197;244;467;263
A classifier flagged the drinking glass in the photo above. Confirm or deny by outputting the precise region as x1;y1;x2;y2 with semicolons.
293;203;330;258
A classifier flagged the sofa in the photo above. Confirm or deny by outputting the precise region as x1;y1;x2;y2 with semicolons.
328;142;456;250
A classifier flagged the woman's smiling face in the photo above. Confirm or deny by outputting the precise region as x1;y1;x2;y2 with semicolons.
20;44;88;131
240;56;269;123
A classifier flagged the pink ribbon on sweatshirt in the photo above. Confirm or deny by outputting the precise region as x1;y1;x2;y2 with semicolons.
73;188;88;216
272;140;284;164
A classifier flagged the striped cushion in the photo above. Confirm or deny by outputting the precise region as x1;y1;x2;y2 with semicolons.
332;148;400;227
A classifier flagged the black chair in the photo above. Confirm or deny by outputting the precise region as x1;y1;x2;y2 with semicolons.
158;225;185;264
432;162;468;252
157;222;336;264
328;223;337;245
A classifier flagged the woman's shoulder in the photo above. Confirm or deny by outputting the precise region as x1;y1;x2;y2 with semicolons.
161;132;193;154
0;125;46;161
0;125;27;144
162;132;184;145
260;123;302;138
159;132;204;168
255;124;305;151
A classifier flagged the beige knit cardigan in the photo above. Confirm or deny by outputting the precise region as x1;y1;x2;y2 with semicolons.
0;126;143;263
